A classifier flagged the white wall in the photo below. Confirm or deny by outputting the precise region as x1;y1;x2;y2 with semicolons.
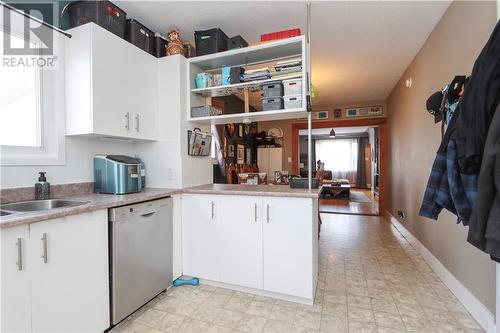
1;136;137;188
135;55;212;189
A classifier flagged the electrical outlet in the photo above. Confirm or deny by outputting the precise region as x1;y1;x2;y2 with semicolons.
167;168;173;180
397;210;406;220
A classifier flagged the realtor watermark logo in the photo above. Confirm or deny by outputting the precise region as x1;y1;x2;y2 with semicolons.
2;2;59;68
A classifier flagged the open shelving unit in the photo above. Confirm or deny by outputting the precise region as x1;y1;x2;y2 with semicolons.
191;73;302;97
186;36;308;124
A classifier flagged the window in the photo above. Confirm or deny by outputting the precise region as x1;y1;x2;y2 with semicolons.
316;139;358;172
0;34;42;147
0;8;65;166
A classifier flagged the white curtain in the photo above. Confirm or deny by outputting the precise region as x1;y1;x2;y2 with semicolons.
315;139;358;184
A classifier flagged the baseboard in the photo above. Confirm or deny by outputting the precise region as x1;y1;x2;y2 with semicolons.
198;279;314;305
387;212;496;333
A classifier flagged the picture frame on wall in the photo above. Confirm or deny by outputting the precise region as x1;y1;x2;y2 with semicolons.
226;123;236;136
237;144;245;164
246;148;251;164
223;137;227;158
250;123;257;136
244;124;250;138
228;144;235;158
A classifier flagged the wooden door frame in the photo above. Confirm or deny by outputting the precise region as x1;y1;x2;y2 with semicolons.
292;117;388;215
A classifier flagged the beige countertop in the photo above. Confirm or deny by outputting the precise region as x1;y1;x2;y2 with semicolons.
183;184;321;199
0;188;180;229
1;184;320;229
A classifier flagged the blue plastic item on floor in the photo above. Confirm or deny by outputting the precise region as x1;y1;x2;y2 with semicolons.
173;277;199;287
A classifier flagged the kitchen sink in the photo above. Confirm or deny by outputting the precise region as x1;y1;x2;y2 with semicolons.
1;199;88;212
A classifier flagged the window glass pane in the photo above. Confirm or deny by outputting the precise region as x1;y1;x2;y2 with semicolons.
0;34;41;147
316;139;358;172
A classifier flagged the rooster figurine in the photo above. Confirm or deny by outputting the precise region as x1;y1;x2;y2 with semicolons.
166;29;184;56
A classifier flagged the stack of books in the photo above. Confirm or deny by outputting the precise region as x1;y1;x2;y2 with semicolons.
273;58;302;76
241;67;271;82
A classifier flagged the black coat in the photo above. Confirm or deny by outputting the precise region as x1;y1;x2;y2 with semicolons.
454;20;500;174
468;103;500;259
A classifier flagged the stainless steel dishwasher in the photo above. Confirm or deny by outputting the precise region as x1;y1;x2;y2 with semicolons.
109;197;173;325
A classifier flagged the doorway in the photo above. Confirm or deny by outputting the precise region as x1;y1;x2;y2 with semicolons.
292;118;387;216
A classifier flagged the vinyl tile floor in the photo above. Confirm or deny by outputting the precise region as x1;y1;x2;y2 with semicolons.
110;214;483;333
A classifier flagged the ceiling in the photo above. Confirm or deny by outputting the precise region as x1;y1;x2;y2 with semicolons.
116;1;450;106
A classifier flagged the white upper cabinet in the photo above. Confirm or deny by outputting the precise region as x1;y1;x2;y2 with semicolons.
65;23;158;141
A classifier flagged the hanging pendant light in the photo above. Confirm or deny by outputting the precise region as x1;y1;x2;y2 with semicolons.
329;128;336;138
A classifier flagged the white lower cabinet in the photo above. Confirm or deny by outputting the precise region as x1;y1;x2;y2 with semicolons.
1;210;109;333
218;195;263;289
182;193;317;300
30;210;109;333
262;196;314;299
1;224;31;333
182;194;220;281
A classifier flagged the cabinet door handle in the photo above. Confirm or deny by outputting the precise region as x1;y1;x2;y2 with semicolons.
254;203;258;223
41;233;48;263
211;201;215;220
125;112;130;130
135;114;140;132
16;238;23;271
266;204;270;224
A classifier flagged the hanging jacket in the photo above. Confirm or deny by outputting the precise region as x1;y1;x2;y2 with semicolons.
419;138;477;225
467;103;500;259
420;95;477;225
453;20;500;174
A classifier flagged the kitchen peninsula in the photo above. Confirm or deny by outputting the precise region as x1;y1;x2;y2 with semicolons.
181;184;320;304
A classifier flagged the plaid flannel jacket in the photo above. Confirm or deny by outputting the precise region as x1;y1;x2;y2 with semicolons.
420;140;477;225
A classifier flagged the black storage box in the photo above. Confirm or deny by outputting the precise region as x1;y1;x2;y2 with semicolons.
289;178;320;189
262;82;283;98
154;34;167;58
229;35;248;50
230;67;245;84
262;97;284;111
64;0;126;38
194;28;229;56
125;19;154;55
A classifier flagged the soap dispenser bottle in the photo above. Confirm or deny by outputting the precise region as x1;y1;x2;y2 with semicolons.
35;172;50;200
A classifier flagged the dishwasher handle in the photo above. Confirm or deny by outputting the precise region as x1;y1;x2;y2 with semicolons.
109;199;169;221
140;211;156;218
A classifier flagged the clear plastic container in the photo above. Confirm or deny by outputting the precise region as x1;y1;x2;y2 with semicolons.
283;94;302;109
283;78;302;96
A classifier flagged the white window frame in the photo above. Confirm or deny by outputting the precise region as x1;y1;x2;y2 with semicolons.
0;6;65;166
